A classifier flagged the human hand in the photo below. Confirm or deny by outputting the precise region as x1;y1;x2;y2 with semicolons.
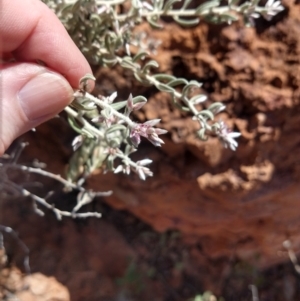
0;0;93;155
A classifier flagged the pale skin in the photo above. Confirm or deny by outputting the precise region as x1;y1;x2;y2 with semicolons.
0;0;94;155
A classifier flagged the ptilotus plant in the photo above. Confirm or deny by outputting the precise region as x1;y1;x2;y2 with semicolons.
0;1;284;220
40;0;284;184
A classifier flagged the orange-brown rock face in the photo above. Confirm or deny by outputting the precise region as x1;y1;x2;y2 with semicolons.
0;268;70;301
87;0;300;268
9;0;300;276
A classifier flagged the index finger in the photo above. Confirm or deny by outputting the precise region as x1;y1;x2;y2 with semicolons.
1;0;93;89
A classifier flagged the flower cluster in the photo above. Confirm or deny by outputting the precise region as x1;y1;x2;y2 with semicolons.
214;120;241;151
130;119;167;147
246;0;284;24
66;83;168;182
114;158;153;181
262;0;284;20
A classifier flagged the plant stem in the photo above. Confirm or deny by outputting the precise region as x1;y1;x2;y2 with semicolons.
75;92;136;127
0;162;112;195
117;7;242;21
65;106;105;138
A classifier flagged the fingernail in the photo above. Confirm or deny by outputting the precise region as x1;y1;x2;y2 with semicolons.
19;72;73;120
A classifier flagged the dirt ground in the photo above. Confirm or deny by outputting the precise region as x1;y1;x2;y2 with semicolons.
1;0;300;300
1;197;300;301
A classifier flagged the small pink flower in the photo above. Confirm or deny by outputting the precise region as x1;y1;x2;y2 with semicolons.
130;119;167;147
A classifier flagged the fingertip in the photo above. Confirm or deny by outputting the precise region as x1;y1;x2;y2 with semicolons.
0;63;75;152
3;0;94;90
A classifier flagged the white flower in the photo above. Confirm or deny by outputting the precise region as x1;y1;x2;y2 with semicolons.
263;0;284;20
215;121;241;151
72;135;84;151
137;159;153;166
107;91;117;104
222;131;241;150
142;1;154;11
136;166;153;180
114;164;130;175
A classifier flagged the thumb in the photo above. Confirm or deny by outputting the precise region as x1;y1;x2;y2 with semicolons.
0;63;74;155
